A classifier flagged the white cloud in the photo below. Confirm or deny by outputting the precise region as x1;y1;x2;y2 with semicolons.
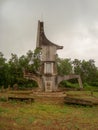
0;0;98;66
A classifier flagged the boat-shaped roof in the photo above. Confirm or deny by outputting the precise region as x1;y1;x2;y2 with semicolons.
36;21;63;50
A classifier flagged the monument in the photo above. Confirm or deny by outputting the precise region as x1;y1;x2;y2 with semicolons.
24;20;83;92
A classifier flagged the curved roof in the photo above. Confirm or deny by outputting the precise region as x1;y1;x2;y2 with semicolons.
36;20;63;50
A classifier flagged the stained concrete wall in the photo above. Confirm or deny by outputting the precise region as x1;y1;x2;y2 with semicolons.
41;45;57;61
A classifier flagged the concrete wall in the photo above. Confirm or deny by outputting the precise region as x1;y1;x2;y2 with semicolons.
41;45;57;61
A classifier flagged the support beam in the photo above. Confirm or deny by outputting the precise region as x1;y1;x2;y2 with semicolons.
58;74;83;88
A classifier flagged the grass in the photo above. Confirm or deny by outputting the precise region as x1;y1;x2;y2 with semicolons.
0;90;98;130
0;101;98;130
66;90;98;97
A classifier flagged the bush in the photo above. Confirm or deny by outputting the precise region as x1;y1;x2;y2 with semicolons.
90;82;98;87
59;81;79;88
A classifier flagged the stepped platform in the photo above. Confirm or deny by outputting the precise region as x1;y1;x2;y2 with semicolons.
5;90;98;106
8;91;66;104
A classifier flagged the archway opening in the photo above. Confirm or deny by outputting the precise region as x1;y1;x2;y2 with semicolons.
58;79;80;91
18;78;39;90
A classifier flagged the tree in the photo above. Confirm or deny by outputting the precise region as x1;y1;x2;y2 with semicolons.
8;53;19;86
25;48;41;74
73;59;98;85
82;59;98;84
0;52;8;87
72;59;82;74
0;49;98;89
57;57;73;75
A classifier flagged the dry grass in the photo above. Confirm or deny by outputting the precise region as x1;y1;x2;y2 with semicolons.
0;90;98;130
0;100;98;130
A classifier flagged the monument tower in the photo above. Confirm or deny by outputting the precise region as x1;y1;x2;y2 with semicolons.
24;20;83;92
36;21;63;92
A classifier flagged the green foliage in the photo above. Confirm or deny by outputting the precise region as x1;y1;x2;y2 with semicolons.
0;52;8;87
59;80;79;88
57;57;73;75
0;50;98;89
17;78;38;90
0;49;40;89
26;48;41;73
72;59;98;84
83;83;98;91
90;82;98;86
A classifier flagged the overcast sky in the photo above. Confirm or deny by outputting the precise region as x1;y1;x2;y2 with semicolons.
0;0;98;66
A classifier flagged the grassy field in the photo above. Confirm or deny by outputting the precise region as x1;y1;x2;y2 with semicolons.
66;90;98;98
0;90;98;130
0;99;98;130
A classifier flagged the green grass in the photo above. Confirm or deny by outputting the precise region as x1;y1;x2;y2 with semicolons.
0;101;98;130
0;90;98;129
0;107;8;113
66;90;98;96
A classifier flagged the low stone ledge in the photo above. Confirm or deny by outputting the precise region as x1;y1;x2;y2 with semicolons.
64;96;93;106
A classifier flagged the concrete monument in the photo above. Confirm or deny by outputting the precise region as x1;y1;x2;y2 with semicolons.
24;21;83;92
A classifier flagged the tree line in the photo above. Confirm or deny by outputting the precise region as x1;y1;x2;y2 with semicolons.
0;49;98;89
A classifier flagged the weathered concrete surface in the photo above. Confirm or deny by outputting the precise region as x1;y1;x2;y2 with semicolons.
58;74;83;88
24;21;83;92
